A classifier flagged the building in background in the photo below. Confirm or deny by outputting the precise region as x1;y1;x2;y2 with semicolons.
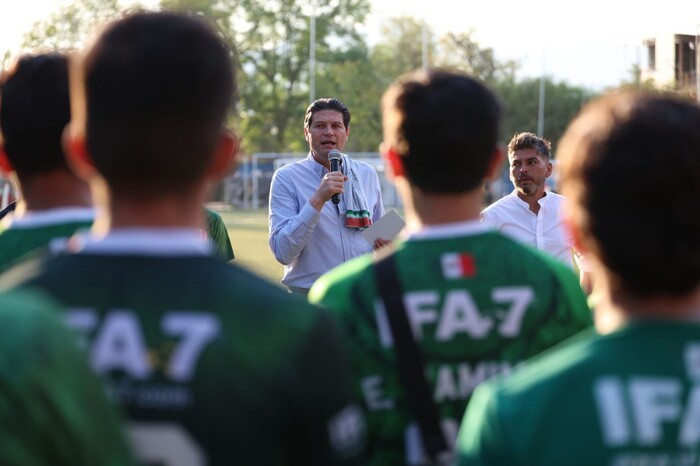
641;32;699;97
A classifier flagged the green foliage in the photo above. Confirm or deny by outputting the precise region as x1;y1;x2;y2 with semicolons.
164;0;371;154
435;30;518;86
316;42;384;152
14;0;616;158
370;16;434;86
19;0;127;52
494;77;599;151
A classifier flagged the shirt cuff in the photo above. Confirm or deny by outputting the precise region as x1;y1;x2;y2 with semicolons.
299;201;322;228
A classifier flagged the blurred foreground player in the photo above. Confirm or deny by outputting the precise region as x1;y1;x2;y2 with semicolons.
456;92;700;465
310;69;591;465
1;11;365;465
0;289;133;465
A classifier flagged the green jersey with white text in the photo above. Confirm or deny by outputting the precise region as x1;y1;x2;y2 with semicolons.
0;234;366;466
0;208;93;271
456;321;700;466
0;289;134;466
309;224;592;465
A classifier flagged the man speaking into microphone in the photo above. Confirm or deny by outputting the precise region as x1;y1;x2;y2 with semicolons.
269;98;387;294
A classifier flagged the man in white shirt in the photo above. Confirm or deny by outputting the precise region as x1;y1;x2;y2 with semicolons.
481;132;576;267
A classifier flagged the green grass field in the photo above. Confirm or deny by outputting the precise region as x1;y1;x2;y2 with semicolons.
215;207;284;285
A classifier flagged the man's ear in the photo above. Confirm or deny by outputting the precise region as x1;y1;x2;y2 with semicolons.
380;143;404;180
62;123;96;181
0;147;14;175
207;130;240;179
485;146;505;181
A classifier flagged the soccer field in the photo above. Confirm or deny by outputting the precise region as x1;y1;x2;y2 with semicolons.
215;207;284;285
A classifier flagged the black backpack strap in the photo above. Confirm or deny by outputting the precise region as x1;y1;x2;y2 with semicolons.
374;252;451;464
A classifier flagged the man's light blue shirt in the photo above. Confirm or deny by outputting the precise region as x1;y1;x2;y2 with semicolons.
269;153;384;290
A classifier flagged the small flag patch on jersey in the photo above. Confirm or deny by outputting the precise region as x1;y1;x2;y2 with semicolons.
441;252;476;279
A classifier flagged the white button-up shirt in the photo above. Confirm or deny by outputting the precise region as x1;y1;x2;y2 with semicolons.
481;190;573;267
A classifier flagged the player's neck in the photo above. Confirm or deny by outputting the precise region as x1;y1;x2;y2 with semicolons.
105;192;206;230
17;171;92;213
404;184;482;228
593;273;700;334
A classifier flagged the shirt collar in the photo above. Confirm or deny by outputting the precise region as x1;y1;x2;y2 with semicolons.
405;219;490;240
306;151;330;177
1;207;95;229
55;228;213;256
509;189;550;208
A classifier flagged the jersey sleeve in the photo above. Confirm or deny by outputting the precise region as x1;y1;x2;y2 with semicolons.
0;290;134;466
205;208;235;261
292;311;367;465
455;382;509;466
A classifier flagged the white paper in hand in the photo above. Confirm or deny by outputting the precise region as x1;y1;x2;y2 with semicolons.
361;210;406;244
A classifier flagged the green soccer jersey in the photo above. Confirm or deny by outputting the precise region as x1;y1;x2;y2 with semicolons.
0;289;134;466
0;232;365;466
0;208;93;271
309;224;592;465
456;321;700;465
204;208;234;261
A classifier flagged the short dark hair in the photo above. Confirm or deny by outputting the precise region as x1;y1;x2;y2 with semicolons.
507;132;551;159
304;98;350;129
76;11;235;198
559;92;700;297
0;53;71;178
381;68;501;193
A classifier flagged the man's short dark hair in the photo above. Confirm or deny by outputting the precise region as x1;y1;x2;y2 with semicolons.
381;68;501;193
78;11;235;198
0;53;71;178
507;132;551;159
303;98;351;129
559;92;700;297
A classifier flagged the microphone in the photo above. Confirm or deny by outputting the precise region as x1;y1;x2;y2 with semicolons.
329;149;342;205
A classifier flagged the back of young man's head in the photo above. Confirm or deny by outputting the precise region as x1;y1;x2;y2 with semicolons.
72;11;235;198
507;132;551;159
0;53;71;179
381;68;501;194
558;92;700;298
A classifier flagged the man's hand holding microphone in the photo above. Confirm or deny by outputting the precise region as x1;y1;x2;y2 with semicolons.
310;149;346;211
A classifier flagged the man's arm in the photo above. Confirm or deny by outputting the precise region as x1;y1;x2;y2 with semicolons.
205;208;234;261
268;169;322;265
268;167;346;265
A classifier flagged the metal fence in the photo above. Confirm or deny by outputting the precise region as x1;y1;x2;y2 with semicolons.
221;152;402;210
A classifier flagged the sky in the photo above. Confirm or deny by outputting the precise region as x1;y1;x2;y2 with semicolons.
1;0;700;90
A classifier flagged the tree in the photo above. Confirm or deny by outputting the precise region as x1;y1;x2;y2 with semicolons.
164;0;371;154
494;76;598;151
315;43;384;153
435;30;518;86
19;0;127;52
370;16;436;89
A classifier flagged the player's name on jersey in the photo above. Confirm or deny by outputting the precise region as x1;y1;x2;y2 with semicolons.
361;360;518;411
373;286;535;346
